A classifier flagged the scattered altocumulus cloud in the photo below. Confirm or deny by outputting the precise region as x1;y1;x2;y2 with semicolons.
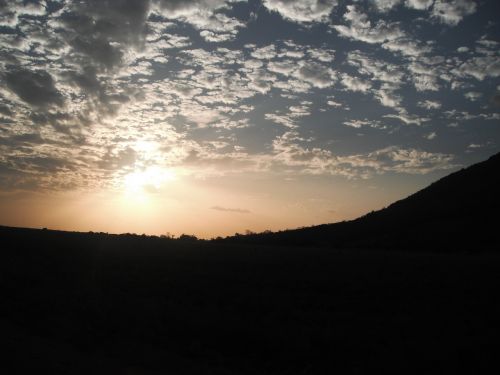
0;0;498;193
262;0;338;23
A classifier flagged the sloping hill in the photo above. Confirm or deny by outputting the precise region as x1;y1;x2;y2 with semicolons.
226;152;500;251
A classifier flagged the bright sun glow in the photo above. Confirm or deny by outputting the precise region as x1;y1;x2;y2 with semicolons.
123;167;176;195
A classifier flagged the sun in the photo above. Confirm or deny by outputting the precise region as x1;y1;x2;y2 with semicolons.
123;166;176;195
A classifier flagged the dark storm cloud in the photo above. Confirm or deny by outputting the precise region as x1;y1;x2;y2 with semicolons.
3;66;64;108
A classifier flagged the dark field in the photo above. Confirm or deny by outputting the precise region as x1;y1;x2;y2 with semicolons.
1;227;499;374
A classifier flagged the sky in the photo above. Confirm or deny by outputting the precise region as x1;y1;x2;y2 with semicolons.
0;0;499;238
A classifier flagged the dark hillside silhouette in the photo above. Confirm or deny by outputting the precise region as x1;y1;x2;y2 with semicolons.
1;227;499;374
225;152;500;251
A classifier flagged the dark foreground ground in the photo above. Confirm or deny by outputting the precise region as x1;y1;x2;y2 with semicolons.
1;227;499;374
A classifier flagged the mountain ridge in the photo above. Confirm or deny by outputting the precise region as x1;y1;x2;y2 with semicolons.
225;152;500;251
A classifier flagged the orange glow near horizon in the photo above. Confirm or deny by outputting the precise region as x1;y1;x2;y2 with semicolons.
0;171;425;239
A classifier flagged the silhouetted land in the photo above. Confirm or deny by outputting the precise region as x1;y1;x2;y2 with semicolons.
1;153;500;373
225;152;500;251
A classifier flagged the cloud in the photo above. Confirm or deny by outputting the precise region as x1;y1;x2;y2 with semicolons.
56;0;151;69
154;0;228;18
454;55;500;81
307;48;335;62
340;73;371;92
2;66;64;108
70;36;124;70
418;100;442;110
269;129;455;178
265;102;312;129
374;84;402;108
0;0;492;194
425;131;437;140
268;60;297;75
333;5;430;57
464;91;482;101
407;61;441;91
467;143;482;149
405;0;433;10
0;0;47;28
250;44;277;60
343;119;384;129
333;6;404;45
98;147;137;170
376;147;455;173
211;205;251;214
373;0;402;13
432;0;477;26
384;110;430;125
338;147;456;175
347;50;405;84
153;0;244;41
293;61;336;88
262;0;338;23
326;98;342;107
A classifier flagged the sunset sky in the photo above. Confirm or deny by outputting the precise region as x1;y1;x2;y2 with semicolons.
0;0;499;238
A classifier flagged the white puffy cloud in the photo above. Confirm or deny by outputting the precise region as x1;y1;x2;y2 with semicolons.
199;30;233;42
343;119;384;129
265;102;312;129
340;146;455;175
375;85;403;108
347;50;405;84
262;0;338;23
153;0;244;42
432;0;477;26
405;0;433;10
418;100;442;110
373;0;402;13
267;60;297;75
464;91;482;101
334;6;404;45
153;0;229;18
293;61;336;88
340;74;372;92
333;5;431;57
251;44;277;60
0;0;492;192
453;55;500;81
326;99;342;107
408;62;441;91
307;48;335;62
274;144;457;177
0;0;47;27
